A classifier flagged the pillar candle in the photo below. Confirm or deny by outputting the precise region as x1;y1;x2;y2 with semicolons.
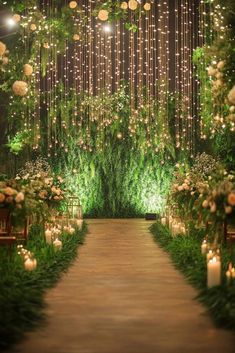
45;229;52;244
53;238;62;251
201;240;207;255
24;258;37;271
76;219;83;229
207;249;214;261
207;257;221;288
161;217;166;226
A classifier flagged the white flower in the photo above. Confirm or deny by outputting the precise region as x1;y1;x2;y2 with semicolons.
210;203;217;213
12;81;28;96
202;200;209;208
182;183;190;190
213;79;223;89
228;86;235;105
217;60;225;70
120;2;128;10
69;1;77;9
207;65;217;76
23;64;33;76
2;57;8;65
144;3;151;11
30;24;37;31
12;14;21;23
98;9;109;21
225;206;232;214
177;185;184;191
128;0;138;10
73;34;80;41
229;106;235;113
0;41;6;56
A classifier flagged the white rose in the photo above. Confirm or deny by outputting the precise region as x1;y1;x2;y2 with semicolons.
12;81;28;96
0;41;6;56
225;206;232;214
207;65;217;76
210;203;217;213
202;200;209;208
15;192;25;203
217;60;225;70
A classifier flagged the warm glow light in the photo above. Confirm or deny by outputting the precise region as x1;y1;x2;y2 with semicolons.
6;18;16;27
103;24;112;33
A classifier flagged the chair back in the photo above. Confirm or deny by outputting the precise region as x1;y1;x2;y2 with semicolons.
0;209;11;235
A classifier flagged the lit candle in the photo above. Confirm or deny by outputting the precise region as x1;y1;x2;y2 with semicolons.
69;227;75;234
76;219;83;229
53;238;62;251
24;258;37;271
161;217;166;226
207;249;214;261
201;240;207;255
207;256;221;288
45;229;52;244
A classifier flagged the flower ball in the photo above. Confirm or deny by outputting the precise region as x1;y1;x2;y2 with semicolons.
30;23;37;31
73;34;80;41
0;41;6;56
120;2;128;10
228;86;235;105
144;3;151;11
69;1;77;9
98;9;109;21
23;64;33;76
12;14;21;23
12;81;28;97
128;0;138;10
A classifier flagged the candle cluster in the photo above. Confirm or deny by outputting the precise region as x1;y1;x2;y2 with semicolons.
161;214;186;236
226;263;235;283
17;245;37;271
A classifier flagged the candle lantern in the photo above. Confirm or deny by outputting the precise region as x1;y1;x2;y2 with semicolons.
67;197;83;219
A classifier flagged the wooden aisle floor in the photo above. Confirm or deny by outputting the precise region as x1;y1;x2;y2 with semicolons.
11;219;235;353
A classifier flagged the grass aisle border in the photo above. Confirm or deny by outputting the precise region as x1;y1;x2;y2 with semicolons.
0;222;88;351
150;222;235;331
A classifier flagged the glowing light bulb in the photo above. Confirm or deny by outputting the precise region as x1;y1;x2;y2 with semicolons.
103;24;112;33
6;18;16;27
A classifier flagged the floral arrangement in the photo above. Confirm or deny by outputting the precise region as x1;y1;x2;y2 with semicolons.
170;153;235;236
0;179;25;210
16;157;66;205
198;171;235;225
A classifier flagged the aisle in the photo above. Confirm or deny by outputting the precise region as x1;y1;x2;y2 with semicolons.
12;219;235;353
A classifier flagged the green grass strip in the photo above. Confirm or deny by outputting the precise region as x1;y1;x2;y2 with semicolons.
0;223;87;351
150;222;235;331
